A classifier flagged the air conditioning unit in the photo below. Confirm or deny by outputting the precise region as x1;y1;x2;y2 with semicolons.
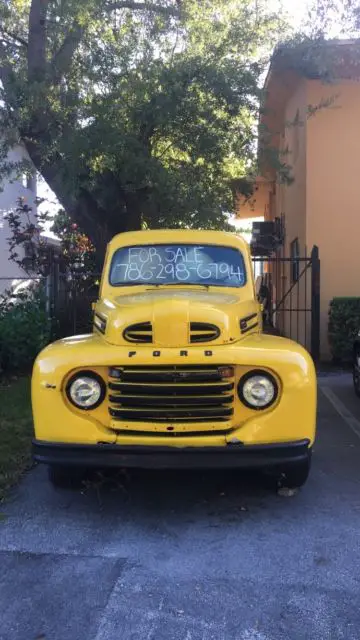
250;218;284;256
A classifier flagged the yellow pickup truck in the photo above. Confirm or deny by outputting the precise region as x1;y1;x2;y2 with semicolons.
32;229;317;489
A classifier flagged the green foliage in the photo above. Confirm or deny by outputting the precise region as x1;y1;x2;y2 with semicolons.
0;0;286;260
6;199;99;343
0;285;50;374
51;210;96;273
7;197;96;277
328;297;360;363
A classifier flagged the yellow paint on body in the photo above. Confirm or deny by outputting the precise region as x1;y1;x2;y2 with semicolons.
32;230;316;452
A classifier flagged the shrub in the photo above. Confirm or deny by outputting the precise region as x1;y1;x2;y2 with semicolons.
0;284;51;375
328;297;360;363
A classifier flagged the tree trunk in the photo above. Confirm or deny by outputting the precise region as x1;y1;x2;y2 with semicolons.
23;133;147;266
124;192;143;232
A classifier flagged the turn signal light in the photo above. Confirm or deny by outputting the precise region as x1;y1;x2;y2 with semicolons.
218;366;234;378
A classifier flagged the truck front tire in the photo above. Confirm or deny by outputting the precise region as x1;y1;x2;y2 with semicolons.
277;451;312;489
48;464;85;489
353;347;360;397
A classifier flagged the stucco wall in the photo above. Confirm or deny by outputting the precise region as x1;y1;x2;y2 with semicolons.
274;79;310;347
306;79;360;358
234;179;272;219
0;146;37;288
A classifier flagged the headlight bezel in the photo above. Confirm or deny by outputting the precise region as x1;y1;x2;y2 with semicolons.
238;369;279;411
65;370;106;410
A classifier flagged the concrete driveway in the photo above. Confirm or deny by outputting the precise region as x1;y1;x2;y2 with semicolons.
1;374;360;640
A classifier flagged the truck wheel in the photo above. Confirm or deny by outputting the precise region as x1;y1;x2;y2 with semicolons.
278;452;312;489
48;464;84;489
353;350;360;397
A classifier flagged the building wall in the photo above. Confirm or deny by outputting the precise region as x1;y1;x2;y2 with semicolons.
273;79;310;347
306;79;360;358
234;179;272;219
236;68;360;360
277;79;308;252
0;145;37;290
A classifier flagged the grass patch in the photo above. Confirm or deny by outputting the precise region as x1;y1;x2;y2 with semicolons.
0;377;33;501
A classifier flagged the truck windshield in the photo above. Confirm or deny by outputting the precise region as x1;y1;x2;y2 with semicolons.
109;244;247;288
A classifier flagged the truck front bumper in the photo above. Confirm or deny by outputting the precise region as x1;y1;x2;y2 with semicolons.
33;439;311;470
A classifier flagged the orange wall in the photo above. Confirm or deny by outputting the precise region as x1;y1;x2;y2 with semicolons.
306;79;360;358
234;180;272;219
274;80;310;348
239;73;360;359
276;78;307;254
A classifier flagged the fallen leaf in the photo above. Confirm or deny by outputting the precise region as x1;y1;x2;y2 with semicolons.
277;487;298;498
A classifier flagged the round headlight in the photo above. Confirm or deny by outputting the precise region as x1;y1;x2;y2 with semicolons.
238;371;278;410
66;372;105;410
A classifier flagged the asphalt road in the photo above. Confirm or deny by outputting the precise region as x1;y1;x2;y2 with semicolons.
1;374;360;640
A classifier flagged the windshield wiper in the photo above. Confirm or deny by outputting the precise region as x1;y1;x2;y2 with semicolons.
145;282;210;289
111;282;149;287
112;282;212;289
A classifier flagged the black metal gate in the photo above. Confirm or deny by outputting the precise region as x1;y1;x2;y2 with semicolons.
252;245;320;361
49;269;102;338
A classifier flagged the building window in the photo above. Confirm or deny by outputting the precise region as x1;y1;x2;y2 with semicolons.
290;238;300;283
292;109;300;162
22;172;36;191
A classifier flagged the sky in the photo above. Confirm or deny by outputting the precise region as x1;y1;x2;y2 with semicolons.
275;0;349;38
279;0;309;29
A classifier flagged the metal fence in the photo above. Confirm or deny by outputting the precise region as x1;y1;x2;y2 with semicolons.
252;246;320;360
50;271;101;336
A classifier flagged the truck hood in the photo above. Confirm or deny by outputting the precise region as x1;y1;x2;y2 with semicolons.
95;289;260;347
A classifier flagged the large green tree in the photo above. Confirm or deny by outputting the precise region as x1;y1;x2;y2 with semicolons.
0;0;282;260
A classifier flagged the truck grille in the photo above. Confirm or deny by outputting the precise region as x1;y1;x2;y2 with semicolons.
108;365;234;423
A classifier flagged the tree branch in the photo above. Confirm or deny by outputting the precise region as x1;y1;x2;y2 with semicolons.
104;1;180;16
51;23;84;82
0;40;15;89
0;28;28;48
155;140;175;159
28;0;49;82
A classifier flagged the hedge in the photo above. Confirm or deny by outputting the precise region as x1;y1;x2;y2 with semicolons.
328;297;360;363
0;285;50;375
